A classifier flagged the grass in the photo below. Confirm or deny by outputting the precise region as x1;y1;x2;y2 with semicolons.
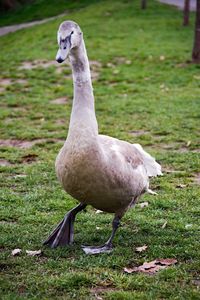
0;0;101;27
0;0;200;299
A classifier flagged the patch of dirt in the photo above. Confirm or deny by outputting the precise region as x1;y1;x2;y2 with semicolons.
192;148;200;153
193;173;200;185
18;60;61;70
178;146;200;153
90;61;102;80
18;59;102;81
113;56;132;65
0;159;12;166
50;97;68;104
162;166;178;174
91;71;99;80
4;117;23;125
0;78;12;86
18;285;26;295
56;119;66;125
0;138;64;149
15;79;28;85
150;142;191;152
129;130;149;136
0;139;35;149
21;154;38;164
90;60;102;68
0;87;5;93
0;220;17;225
90;287;117;295
159;143;179;150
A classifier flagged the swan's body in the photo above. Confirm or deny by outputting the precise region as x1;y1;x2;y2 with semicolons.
44;21;162;253
56;134;160;214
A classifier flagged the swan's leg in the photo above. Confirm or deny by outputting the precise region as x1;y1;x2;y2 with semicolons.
43;203;87;248
82;215;121;255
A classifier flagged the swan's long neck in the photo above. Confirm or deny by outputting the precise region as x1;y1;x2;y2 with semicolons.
68;39;98;138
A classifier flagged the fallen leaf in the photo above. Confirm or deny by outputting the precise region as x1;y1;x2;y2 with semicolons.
142;261;157;269
185;224;193;229
147;189;158;195
160;55;165;61
161;221;167;229
14;174;27;178
123;267;135;274
12;248;22;256
156;258;177;266
176;184;187;188
135;245;148;252
26;250;42;256
95;210;103;214
139;202;148;208
124;258;177;275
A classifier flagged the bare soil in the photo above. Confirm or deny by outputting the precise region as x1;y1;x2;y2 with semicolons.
0;138;64;149
50;97;68;104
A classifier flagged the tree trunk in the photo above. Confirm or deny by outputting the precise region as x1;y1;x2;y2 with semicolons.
141;0;147;9
192;0;200;63
183;0;190;26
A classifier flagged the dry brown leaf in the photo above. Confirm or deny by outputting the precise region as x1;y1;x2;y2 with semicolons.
123;267;135;274
156;258;177;266
124;258;177;275
11;248;22;256
135;245;148;252
139;202;148;208
26;250;42;256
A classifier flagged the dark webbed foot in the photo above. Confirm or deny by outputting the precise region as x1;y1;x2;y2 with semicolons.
82;215;121;255
43;203;86;248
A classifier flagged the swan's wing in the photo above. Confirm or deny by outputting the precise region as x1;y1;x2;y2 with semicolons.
133;143;162;177
99;135;162;178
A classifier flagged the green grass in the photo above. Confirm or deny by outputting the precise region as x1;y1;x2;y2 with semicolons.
0;0;101;27
0;0;200;299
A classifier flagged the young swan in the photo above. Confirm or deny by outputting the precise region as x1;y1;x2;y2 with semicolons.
43;21;162;254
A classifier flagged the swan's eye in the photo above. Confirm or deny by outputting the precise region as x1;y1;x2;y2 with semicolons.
71;31;74;35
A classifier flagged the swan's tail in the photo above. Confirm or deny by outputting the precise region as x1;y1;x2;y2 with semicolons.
133;143;163;177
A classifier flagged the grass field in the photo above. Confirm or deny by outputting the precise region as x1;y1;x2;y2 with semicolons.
0;0;200;299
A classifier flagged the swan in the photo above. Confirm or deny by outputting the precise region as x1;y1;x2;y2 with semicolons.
43;20;162;254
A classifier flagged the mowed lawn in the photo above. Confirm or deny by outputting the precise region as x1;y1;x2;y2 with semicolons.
0;0;200;299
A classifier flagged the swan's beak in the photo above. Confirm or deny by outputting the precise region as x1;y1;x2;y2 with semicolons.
56;47;70;63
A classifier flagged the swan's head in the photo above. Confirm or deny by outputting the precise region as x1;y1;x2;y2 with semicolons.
56;20;82;63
